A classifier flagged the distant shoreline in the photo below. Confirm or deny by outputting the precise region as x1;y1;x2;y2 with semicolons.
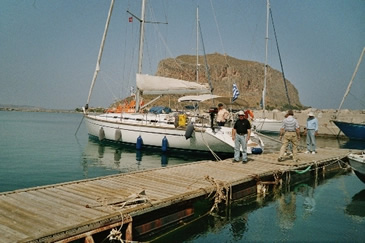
2;106;364;139
0;107;79;113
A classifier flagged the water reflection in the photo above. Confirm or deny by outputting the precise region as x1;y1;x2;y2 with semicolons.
81;139;226;176
153;173;360;243
273;182;316;231
338;140;365;150
295;183;316;213
277;191;297;229
345;189;365;218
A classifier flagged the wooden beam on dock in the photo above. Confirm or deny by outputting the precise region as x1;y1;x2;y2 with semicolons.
0;147;351;242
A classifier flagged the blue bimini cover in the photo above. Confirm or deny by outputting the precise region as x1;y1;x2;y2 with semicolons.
149;106;172;114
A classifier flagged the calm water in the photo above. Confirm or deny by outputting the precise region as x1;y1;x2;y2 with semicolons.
154;173;365;243
0;111;219;192
1;111;364;242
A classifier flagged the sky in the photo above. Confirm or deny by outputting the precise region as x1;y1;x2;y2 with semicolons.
1;0;364;110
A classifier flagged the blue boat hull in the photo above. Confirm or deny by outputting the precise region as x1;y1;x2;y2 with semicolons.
333;120;365;140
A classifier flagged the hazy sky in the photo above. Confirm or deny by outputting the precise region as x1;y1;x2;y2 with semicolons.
1;0;364;110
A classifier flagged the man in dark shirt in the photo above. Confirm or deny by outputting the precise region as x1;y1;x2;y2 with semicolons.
232;110;251;163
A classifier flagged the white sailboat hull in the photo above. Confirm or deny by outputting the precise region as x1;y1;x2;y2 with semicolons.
252;118;282;133
85;113;263;154
348;153;365;183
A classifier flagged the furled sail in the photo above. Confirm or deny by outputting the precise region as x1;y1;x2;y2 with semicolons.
136;73;211;95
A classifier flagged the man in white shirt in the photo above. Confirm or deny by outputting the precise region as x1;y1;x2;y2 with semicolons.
217;103;229;126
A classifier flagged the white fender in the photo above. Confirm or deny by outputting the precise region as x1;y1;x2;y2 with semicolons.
115;129;122;141
98;127;105;141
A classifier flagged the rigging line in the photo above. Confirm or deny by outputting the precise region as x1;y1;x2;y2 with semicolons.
269;8;291;106
145;1;160;74
199;21;214;93
149;17;196;82
100;71;121;101
335;47;365;118
209;0;228;66
349;92;365;107
75;115;84;136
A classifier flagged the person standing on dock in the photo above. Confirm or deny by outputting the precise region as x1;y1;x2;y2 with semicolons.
278;110;300;162
232;110;251;163
304;112;318;154
217;103;229;126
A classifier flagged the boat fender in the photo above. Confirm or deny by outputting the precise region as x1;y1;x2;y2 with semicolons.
161;153;168;166
185;123;194;140
115;129;122;141
136;135;143;150
136;150;142;162
174;114;179;128
98;127;105;141
162;136;168;152
251;147;263;154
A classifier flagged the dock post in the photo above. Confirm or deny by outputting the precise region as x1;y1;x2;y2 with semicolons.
125;221;133;242
84;234;94;243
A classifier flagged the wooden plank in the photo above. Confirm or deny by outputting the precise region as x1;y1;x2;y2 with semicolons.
5;192;76;228
57;183;108;201
133;172;194;193
26;190;105;220
116;175;178;198
0;205;31;240
41;187;108;209
0;196;56;237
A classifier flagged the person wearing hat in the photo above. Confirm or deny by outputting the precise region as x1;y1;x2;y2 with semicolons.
217;103;229;126
304;112;319;154
278;110;300;162
232;110;251;163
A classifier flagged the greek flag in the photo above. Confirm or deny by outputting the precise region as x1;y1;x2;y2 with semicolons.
232;83;240;102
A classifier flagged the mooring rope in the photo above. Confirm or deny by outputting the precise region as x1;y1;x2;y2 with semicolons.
205;175;230;213
89;190;150;243
255;130;306;150
293;165;312;174
287;157;349;175
197;126;222;161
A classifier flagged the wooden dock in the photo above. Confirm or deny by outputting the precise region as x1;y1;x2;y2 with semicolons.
0;147;351;242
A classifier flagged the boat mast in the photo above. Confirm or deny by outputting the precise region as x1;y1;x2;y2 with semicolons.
335;47;365;119
135;0;146;112
85;0;115;110
262;0;270;114
196;6;199;83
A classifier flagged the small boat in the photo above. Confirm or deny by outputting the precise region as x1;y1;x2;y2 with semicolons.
348;152;365;183
332;47;365;141
252;118;282;134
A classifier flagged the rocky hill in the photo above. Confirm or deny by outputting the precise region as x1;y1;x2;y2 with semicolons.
110;53;303;111
154;53;303;110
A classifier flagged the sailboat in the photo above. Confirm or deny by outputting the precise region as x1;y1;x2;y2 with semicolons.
83;0;264;154
331;47;365;141
252;0;284;134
